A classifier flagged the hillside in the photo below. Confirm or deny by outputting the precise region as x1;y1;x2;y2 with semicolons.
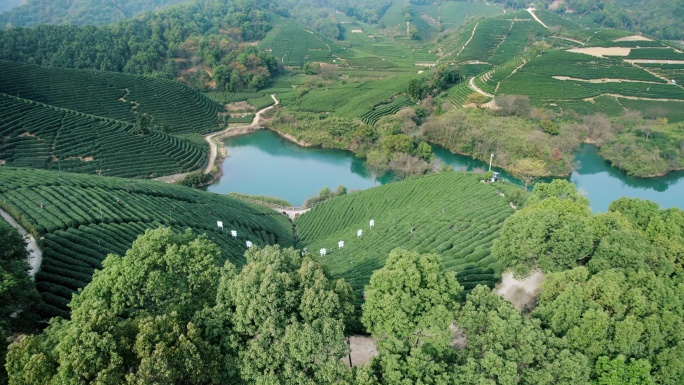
0;0;189;28
295;172;518;310
490;0;684;41
0;60;224;177
0;167;295;317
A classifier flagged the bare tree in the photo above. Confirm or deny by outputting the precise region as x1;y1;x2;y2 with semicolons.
494;94;531;117
510;158;549;190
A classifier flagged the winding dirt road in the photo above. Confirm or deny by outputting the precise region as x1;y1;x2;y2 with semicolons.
468;77;495;98
0;209;42;279
203;94;280;174
155;94;280;183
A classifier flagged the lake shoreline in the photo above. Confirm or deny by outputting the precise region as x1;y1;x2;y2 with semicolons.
209;131;684;212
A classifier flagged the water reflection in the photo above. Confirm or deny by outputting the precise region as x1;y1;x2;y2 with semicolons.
570;145;684;212
209;130;684;212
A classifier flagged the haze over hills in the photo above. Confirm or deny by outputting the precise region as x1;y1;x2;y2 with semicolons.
0;0;190;28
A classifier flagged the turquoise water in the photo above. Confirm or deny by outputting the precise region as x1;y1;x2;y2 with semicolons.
207;130;392;206
208;129;684;212
569;144;684;212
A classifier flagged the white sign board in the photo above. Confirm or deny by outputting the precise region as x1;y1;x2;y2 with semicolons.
370;219;375;228
338;241;344;249
357;229;363;238
231;230;237;238
217;221;223;229
246;240;253;248
320;248;327;257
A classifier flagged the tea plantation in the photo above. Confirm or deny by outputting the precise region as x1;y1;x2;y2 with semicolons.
0;60;225;177
295;172;516;310
0;60;221;134
0;167;295;317
0;94;207;177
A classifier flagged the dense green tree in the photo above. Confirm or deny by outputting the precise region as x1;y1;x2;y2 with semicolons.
382;134;414;153
0;219;41;385
5;227;224;384
360;249;461;384
527;179;589;206
492;196;594;275
534;266;684;383
587;227;673;275
417;141;433;162
201;245;353;385
453;286;591;385
609;198;684;271
366;149;390;185
595;355;654;385
407;78;425;101
0;0;277;90
179;171;208;188
363;249;461;342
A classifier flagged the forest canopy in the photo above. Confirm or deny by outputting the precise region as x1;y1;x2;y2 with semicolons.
0;0;277;91
6;187;684;384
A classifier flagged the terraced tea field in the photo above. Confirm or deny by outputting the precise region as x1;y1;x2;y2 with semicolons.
496;47;684;120
258;14;341;66
437;12;533;65
0;94;207;177
0;60;221;134
295;172;517;310
288;73;419;120
0;167;295;317
0;60;226;177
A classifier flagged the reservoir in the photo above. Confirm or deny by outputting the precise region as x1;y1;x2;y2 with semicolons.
208;129;684;212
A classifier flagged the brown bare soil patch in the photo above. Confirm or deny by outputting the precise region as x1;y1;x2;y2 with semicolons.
626;59;684;64
568;47;631;57
226;101;255;112
345;336;378;367
350;29;363;33
614;35;653;42
552;76;660;84
19;132;37;137
0;160;5;165
181;64;212;76
548;0;564;10
496;270;545;311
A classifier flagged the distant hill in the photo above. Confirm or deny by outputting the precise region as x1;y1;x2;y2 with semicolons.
0;167;295;317
0;0;21;13
490;0;684;40
0;0;189;28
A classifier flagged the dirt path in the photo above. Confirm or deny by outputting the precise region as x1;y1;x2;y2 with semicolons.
0;209;42;279
455;22;479;58
526;8;548;29
552;76;662;84
204;94;280;174
277;207;311;220
629;62;680;84
552;35;585;45
601;93;684;102
155;95;280;183
468;76;494;98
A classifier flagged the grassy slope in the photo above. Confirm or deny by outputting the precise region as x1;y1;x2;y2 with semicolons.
0;60;221;135
0;167;294;317
0;60;222;177
295;172;517;310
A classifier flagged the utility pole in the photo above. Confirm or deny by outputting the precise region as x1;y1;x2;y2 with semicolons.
489;153;494;172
